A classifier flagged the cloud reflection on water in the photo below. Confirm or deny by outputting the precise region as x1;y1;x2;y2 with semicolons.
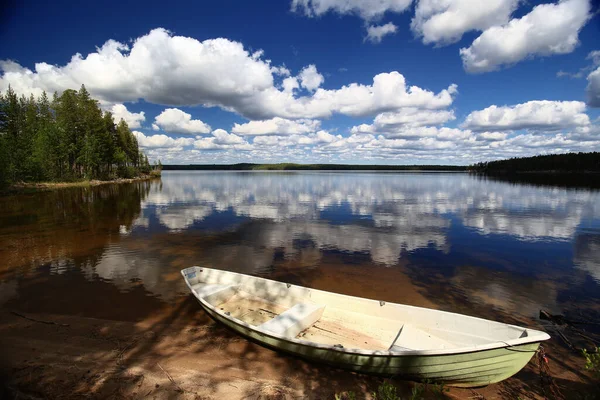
3;172;600;321
138;171;600;245
115;172;600;306
138;172;461;265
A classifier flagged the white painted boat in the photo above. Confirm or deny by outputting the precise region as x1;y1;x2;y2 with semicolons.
181;266;550;387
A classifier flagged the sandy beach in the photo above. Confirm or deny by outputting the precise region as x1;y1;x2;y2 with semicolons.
1;294;597;400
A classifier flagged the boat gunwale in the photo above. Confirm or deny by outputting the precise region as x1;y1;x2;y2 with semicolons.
181;267;550;357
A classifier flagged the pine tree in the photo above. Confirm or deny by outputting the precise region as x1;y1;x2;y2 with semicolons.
23;94;42;180
34;91;60;180
101;112;117;178
55;89;81;179
77;86;106;179
3;86;23;181
0;91;8;187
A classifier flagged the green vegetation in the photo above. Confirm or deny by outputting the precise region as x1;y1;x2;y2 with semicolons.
372;381;399;400
334;380;448;400
409;384;425;400
470;152;600;174
162;163;467;171
583;347;600;381
334;391;356;400
0;85;157;189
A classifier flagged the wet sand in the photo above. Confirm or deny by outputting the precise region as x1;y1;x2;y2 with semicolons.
1;263;598;399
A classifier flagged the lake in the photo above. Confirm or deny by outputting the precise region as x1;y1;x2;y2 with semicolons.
2;170;599;326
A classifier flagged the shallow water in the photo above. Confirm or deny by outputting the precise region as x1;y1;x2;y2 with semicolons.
1;171;599;328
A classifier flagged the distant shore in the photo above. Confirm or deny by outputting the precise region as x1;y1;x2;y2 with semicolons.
162;152;600;173
162;163;468;171
1;171;161;195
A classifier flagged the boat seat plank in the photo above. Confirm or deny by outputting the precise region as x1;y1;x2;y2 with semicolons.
192;283;238;306
259;303;325;339
389;324;456;351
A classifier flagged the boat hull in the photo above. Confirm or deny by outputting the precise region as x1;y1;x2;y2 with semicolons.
197;296;541;387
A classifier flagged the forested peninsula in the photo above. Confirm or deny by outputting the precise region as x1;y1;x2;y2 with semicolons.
470;152;600;174
0;85;158;189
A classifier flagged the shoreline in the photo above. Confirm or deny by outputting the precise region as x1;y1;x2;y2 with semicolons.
162;163;467;172
1;173;161;195
0;303;594;399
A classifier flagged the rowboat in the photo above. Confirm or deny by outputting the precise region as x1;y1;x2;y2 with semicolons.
181;266;550;387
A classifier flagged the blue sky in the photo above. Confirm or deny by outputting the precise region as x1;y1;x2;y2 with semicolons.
1;0;600;165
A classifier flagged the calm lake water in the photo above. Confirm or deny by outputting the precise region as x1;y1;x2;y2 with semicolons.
1;171;600;327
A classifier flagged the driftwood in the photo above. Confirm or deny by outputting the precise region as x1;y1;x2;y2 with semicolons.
540;309;600;352
10;311;70;327
540;310;600;327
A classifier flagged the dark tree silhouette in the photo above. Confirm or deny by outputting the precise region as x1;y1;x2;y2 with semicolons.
469;152;600;174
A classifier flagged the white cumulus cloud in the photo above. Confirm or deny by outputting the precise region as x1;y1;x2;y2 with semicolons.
462;100;590;131
478;132;509;141
133;131;194;148
110;104;145;129
0;29;274;109
315;130;339;143
460;0;591;73
211;129;245;144
282;77;300;93
365;23;398;43
291;0;413;20
380;126;473;141
295;72;457;118
193;129;250;150
374;108;456;128
350;108;456;137
154;108;211;134
411;0;519;45
587;67;600;107
0;28;458;120
232;117;320;136
298;65;324;92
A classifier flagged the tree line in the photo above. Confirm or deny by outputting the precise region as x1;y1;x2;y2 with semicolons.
470;152;600;173
0;85;157;188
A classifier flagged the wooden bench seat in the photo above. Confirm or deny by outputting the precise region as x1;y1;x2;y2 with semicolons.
389;324;456;351
259;303;325;339
192;283;239;306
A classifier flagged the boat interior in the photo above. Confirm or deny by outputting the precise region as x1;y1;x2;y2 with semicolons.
186;268;534;353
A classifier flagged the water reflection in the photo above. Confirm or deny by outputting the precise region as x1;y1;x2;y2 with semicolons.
0;181;154;277
137;172;456;265
574;234;600;283
2;171;600;324
137;172;600;314
141;171;600;244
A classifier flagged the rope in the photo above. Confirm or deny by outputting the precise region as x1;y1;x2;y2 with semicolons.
536;345;564;399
